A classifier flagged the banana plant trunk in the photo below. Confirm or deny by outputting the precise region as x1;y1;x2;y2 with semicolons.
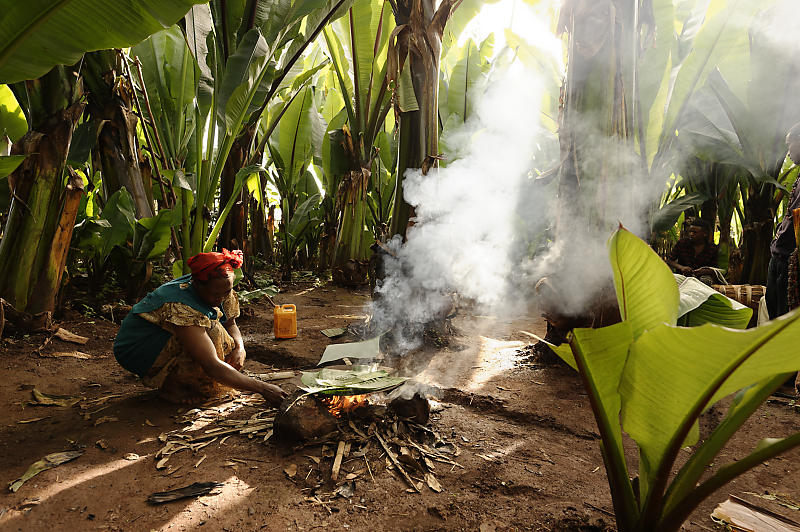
0;68;85;326
219;131;253;251
740;186;773;284
84;50;153;218
333;168;372;284
543;0;637;332
388;0;454;239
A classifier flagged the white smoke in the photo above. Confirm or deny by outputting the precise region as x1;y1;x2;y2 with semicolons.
371;69;551;351
368;0;800;353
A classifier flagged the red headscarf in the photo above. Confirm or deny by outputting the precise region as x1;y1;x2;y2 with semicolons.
187;249;244;281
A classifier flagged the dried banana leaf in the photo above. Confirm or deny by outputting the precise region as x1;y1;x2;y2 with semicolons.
9;450;83;492
30;388;81;407
146;481;224;504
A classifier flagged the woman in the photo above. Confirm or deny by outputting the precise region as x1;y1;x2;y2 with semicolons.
113;249;286;405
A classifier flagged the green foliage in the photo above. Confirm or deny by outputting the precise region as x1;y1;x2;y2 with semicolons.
0;0;207;83
73;188;180;291
551;227;800;531
0;85;27;141
0;154;25;178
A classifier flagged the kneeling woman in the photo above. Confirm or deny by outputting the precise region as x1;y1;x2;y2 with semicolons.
113;249;286;405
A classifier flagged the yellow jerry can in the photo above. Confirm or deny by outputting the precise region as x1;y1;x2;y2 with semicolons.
273;304;297;339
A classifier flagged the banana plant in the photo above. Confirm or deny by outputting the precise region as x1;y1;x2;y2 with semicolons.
668;2;800;283
0;0;206;327
130;0;349;276
267;83;326;279
386;0;459;239
437;36;493;159
548;227;800;532
0;0;207;83
73;187;181;300
321;0;396;284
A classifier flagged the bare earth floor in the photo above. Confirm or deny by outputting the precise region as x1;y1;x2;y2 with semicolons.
0;282;798;531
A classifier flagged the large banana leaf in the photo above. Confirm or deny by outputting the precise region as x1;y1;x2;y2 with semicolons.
621;313;800;506
0;0;207;83
133;208;180;261
132;26;200;164
443;39;483;124
608;227;679;338
216;29;272;132
649;0;763;172
274;86;325;184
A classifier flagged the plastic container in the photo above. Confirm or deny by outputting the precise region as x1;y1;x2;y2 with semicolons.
273;304;297;339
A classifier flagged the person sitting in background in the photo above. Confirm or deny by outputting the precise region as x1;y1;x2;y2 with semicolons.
665;218;719;284
113;249;286;405
766;123;800;320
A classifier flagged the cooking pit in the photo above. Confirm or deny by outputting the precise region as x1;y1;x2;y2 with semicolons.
271;366;456;494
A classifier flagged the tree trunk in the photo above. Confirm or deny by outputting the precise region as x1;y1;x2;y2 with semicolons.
0;68;85;322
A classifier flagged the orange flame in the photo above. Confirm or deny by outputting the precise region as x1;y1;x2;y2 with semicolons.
319;394;370;418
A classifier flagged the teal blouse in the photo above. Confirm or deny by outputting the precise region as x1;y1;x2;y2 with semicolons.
113;275;230;376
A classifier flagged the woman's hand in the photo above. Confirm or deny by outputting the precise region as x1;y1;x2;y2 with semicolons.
226;345;246;370
260;383;287;406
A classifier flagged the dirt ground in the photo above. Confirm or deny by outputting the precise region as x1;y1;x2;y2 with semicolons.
1;281;799;531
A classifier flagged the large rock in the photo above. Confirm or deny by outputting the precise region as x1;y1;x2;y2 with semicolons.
389;393;430;425
273;391;339;442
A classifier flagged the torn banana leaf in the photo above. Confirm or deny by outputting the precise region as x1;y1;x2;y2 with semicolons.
9;450;83;492
675;275;752;329
299;366;407;395
318;336;382;365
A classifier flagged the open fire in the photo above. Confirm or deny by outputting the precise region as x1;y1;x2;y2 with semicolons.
318;394;370;418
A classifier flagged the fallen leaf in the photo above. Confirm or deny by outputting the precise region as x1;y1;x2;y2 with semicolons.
30;388;80;407
164;465;182;476
194;455;207;468
95;439;109;450
155;456;169;470
54;328;89;345
712;496;800;532
345;469;366;480
18;417;49;424
9;451;83;492
94;416;119;426
144;419;155;427
147;482;224;504
425;473;442;493
123;453;140;461
16;498;40;509
334;481;356;498
321;327;347;338
284;464;297;478
42;351;92;359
